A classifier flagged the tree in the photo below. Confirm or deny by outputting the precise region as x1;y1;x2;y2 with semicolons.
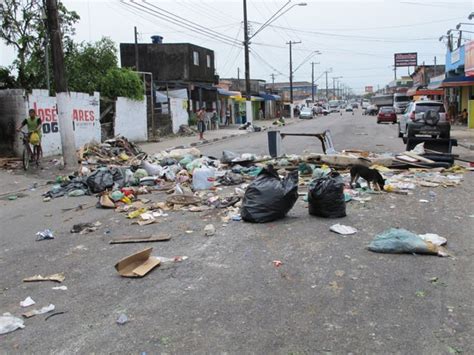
0;66;16;88
66;37;118;94
100;68;144;101
0;0;79;89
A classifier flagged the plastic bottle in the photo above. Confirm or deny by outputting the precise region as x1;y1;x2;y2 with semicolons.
192;166;215;190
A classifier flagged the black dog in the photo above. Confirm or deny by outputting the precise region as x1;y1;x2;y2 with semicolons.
350;165;385;190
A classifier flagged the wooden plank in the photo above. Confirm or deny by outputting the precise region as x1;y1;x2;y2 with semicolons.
403;151;436;163
110;235;171;244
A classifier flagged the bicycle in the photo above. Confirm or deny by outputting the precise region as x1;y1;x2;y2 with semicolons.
20;131;41;170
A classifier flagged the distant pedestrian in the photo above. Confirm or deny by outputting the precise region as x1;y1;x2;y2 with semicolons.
259;108;264;120
197;107;206;140
225;105;231;126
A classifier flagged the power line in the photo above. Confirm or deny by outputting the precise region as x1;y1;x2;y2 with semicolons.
120;1;242;48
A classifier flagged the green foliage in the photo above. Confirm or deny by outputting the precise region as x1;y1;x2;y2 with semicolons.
0;0;79;90
100;68;144;101
66;37;118;94
0;66;16;89
188;112;197;126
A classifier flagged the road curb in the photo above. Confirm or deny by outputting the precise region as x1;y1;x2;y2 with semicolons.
164;119;298;152
459;142;474;150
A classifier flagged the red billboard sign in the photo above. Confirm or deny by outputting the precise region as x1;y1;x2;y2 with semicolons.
394;52;417;67
365;86;373;93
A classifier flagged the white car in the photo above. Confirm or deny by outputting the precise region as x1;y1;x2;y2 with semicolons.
299;107;314;119
398;100;449;142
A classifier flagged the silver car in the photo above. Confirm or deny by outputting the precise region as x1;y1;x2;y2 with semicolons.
299;107;314;119
398;100;449;142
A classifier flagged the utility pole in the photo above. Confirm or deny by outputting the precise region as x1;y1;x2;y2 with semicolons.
242;0;253;122
332;77;336;100
270;73;275;91
41;3;50;93
434;56;437;77
325;71;329;102
46;0;77;169
237;67;240;90
287;40;301;104
311;62;317;103
134;26;139;71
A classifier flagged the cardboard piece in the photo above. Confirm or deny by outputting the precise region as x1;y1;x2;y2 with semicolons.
23;273;65;283
114;248;160;278
110;235;171;244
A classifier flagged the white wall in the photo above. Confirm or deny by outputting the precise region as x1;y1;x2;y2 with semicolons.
114;96;147;142
26;90;100;157
170;97;189;133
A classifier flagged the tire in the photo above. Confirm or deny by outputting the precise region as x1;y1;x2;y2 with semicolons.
440;132;450;139
406;125;415;138
398;123;403;138
22;148;30;171
377;120;380;124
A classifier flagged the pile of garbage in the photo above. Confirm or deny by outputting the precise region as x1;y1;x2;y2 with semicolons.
43;138;468;226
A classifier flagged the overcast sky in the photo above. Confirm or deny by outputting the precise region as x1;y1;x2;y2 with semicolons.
1;0;472;93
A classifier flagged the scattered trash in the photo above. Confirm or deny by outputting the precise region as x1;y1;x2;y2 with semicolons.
241;167;298;223
429;277;439;284
0;314;25;335
231;214;242;221
204;224;216;236
116;313;128;325
272;260;283;267
110;235;171;244
70;221;102;234
36;229;54;241
45;311;66;321
308;172;346;218
8;195;17;200
115;248;160;278
20;296;35;307
22;304;55;318
52;286;68;291
23;273;65;283
330;224;357;235
418;233;447;246
368;228;448;256
415;290;426;298
419;199;429;203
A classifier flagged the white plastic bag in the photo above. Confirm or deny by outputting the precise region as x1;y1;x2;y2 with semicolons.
0;314;25;335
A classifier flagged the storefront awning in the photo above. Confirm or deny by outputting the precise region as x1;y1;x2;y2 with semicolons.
233;96;264;102
427;80;443;90
217;88;241;97
440;75;474;88
259;92;282;101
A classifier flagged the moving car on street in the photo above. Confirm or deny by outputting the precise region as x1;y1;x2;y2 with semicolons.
377;106;397;124
345;105;353;112
398;99;449;142
299;107;314;119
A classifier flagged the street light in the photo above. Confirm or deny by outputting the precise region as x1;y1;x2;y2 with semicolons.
447;29;474;35
456;22;474;30
469;12;474;20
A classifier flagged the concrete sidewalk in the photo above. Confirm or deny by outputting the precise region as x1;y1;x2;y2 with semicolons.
140;117;301;154
451;125;474;150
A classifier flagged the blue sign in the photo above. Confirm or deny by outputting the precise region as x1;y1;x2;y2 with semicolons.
445;45;465;72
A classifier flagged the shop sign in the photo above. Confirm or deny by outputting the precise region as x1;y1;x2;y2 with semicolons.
394;52;417;67
465;40;474;77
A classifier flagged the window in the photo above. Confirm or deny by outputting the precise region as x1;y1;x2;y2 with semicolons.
206;54;211;68
193;51;199;66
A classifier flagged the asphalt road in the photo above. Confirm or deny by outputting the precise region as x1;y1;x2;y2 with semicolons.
1;110;473;354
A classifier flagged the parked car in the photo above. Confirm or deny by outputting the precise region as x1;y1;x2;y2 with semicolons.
345;105;353;112
377;106;397;124
352;103;359;109
363;104;378;116
299;107;314;119
398;99;449;142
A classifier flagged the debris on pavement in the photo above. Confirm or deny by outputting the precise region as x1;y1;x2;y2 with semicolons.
70;221;102;234
23;273;65;283
330;224;357;235
22;304;55;318
418;233;447;246
0;313;25;335
52;286;68;291
115;248;161;278
36;229;54;241
368;228;448;257
20;296;35;307
272;260;283;267
116;313;128;325
241;166;298;223
45;311;66;321
308;172;346;218
204;224;216;236
109;235;171;244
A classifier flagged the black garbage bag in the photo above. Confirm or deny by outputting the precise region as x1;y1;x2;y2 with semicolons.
241;166;298;223
308;172;346;218
86;168;124;193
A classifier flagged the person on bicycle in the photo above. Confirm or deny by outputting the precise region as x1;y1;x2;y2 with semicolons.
17;108;43;161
